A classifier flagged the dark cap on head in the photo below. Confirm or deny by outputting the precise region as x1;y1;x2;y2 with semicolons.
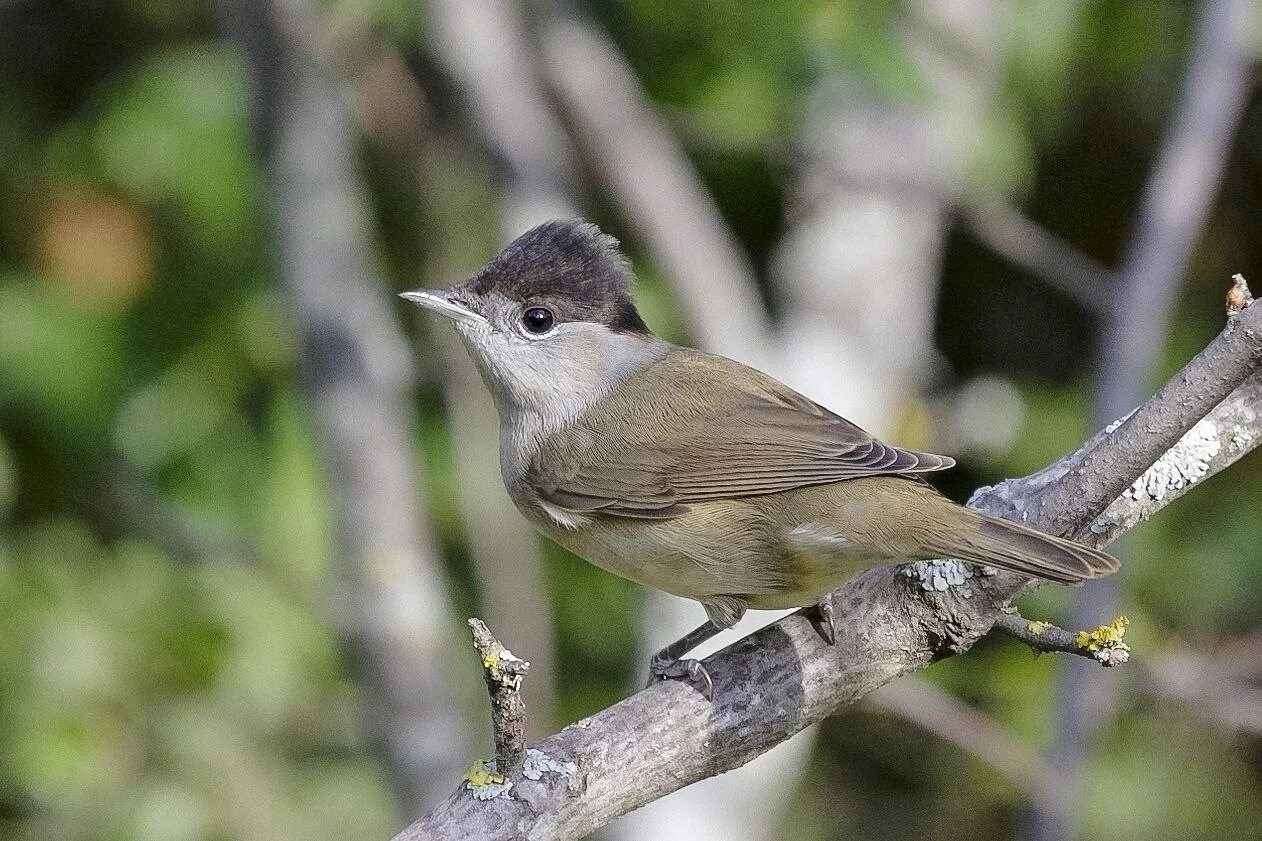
464;219;650;334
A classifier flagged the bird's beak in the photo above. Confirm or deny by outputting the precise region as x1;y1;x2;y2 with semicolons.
398;288;489;328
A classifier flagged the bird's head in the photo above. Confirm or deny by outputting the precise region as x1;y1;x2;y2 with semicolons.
401;219;662;421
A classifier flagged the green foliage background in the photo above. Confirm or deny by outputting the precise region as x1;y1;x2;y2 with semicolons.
1;1;1260;840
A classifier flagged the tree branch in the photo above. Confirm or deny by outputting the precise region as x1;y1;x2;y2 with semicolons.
468;619;530;778
972;278;1262;548
393;288;1262;840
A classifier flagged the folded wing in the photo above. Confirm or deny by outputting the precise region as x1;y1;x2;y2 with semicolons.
531;348;954;518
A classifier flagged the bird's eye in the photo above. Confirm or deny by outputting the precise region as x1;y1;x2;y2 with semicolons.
521;307;555;334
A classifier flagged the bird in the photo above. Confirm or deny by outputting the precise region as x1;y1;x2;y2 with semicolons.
400;219;1118;698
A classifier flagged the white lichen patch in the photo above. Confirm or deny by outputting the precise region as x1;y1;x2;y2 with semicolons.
522;748;578;782
1088;513;1119;535
1091;646;1130;667
1123;418;1220;503
1228;425;1254;454
1103;408;1138;435
469;778;513;800
903;559;974;592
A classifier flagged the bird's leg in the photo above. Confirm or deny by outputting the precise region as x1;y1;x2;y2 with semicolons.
647;620;724;700
806;591;837;646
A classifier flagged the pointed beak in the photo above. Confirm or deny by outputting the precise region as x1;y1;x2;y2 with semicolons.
398;288;489;328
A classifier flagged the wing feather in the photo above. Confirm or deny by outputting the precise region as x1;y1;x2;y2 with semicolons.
529;348;954;518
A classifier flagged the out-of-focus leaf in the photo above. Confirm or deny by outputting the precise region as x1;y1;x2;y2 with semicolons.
327;0;422;45
112;340;242;470
89;45;256;253
0;518;389;841
1086;715;1262;839
0;277;124;441
0;432;15;521
257;388;333;591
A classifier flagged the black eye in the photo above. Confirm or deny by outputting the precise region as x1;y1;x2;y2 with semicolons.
521;307;555;334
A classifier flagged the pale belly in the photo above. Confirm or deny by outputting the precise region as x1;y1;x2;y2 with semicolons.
521;493;887;610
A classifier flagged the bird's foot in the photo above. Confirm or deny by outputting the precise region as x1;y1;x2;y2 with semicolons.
807;593;837;646
647;656;714;701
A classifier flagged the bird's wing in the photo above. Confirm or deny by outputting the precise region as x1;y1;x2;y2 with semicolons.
530;348;954;518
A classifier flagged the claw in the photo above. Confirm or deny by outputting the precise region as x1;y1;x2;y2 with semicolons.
808;594;837;646
686;660;714;700
645;620;723;700
648;657;714;700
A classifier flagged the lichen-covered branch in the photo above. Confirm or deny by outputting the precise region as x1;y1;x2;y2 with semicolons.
394;288;1262;841
468;619;530;778
1087;371;1260;546
992;612;1131;667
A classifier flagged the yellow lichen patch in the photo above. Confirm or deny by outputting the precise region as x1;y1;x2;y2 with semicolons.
1027;620;1052;635
482;651;501;672
1075;615;1130;652
464;761;505;788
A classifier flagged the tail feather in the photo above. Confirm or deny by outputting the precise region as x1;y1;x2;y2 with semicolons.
931;514;1119;585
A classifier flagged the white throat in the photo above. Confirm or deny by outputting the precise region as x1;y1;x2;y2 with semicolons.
457;321;669;472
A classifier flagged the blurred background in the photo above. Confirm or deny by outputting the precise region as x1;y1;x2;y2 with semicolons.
2;1;1261;840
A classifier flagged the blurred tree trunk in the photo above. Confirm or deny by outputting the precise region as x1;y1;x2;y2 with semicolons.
219;0;471;815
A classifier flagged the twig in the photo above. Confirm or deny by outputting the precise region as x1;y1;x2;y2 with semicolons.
392;285;1262;841
437;326;560;732
468;619;530;778
992;612;1130;667
1228;272;1255;316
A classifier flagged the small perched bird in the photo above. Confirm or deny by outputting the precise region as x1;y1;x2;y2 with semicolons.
402;220;1118;697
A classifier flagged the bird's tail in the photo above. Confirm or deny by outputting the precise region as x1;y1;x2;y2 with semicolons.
924;510;1119;585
